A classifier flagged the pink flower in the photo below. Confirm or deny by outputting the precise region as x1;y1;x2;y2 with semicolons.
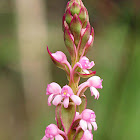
87;76;103;89
79;56;95;70
77;56;95;74
77;76;103;99
79;109;97;131
81;130;93;140
46;83;81;108
42;124;64;140
87;76;103;99
47;47;72;73
52;51;67;64
53;85;82;108
46;82;61;106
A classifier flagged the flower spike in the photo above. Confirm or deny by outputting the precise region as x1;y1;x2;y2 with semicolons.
42;0;103;139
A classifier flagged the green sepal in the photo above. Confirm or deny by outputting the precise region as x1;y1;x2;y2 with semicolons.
71;119;81;130
79;6;87;24
78;95;87;114
78;22;90;57
64;28;76;60
73;128;84;140
84;27;94;55
70;2;81;16
68;129;76;140
77;70;96;78
55;104;62;129
70;14;82;46
65;9;73;25
75;0;81;5
60;102;76;134
67;1;73;9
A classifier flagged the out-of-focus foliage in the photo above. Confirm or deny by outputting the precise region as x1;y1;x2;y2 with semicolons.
0;0;139;140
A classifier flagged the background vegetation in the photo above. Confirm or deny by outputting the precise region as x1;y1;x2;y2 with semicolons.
0;0;139;140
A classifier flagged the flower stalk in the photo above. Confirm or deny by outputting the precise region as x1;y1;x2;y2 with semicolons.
41;0;103;140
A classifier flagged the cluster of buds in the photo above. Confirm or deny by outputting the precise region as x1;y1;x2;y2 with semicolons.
42;0;103;140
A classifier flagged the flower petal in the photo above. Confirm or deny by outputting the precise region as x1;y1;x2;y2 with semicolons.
55;134;64;140
52;95;63;106
90;86;99;99
87;76;103;89
88;61;95;69
80;119;88;131
70;95;81;105
48;94;54;106
41;136;48;140
74;112;81;121
87;122;92;131
52;51;67;63
46;82;61;95
79;56;94;70
91;122;97;131
63;97;69;108
83;69;90;74
81;130;93;140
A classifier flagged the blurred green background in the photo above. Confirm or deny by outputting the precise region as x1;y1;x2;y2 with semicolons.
0;0;139;140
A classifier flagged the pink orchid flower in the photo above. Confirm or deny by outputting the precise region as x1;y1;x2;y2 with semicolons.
53;85;81;108
79;56;95;70
42;124;66;140
52;51;68;64
47;47;72;73
88;76;103;99
79;109;97;131
46;83;81;108
75;56;95;74
81;130;93;140
77;76;103;99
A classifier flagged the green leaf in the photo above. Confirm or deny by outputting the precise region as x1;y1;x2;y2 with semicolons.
78;95;87;114
60;102;76;134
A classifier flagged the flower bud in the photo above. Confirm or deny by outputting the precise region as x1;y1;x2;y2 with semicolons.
63;0;94;59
